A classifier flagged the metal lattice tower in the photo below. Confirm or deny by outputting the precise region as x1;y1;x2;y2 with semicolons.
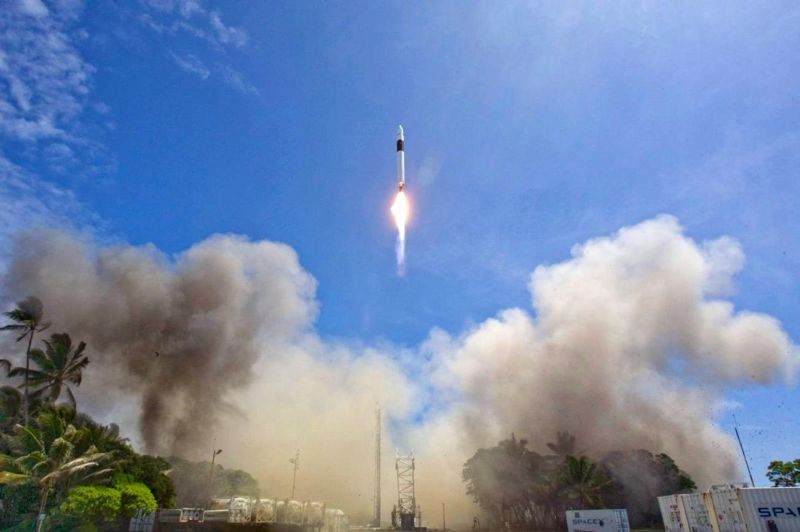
395;453;416;530
372;406;381;527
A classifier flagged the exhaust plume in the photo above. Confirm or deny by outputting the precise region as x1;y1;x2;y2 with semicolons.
391;191;409;275
1;216;796;524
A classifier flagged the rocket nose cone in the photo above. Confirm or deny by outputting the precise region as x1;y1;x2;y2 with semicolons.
397;125;404;139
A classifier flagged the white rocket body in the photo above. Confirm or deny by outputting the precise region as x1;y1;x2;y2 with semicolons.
396;125;405;191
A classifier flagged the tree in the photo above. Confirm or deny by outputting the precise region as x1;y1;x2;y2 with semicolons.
9;333;89;408
601;450;696;528
547;431;578;457
767;459;800;487
1;297;50;426
0;408;114;531
559;456;613;509
60;485;121;524
117;482;157;517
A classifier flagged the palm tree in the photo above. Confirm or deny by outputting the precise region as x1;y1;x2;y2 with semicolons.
546;431;578;456
560;456;613;509
0;408;114;531
1;296;50;425
9;333;89;407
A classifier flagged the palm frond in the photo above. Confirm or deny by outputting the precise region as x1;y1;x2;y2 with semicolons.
0;471;31;484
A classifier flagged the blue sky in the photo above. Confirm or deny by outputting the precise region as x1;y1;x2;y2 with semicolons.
2;1;799;484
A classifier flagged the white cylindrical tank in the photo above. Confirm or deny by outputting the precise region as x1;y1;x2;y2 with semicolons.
679;493;713;532
659;494;685;532
277;499;305;525
254;498;277;523
306;501;326;526
325;508;347;532
737;487;800;532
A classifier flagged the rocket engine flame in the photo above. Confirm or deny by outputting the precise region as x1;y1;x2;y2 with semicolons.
391;190;409;274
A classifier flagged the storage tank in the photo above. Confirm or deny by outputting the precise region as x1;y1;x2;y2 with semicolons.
737;487;800;532
306;501;327;526
325;508;347;532
229;496;254;523
703;485;747;532
254;498;277;523
208;498;232;510
659;494;685;532
679;493;713;532
277;499;306;525
202;509;231;523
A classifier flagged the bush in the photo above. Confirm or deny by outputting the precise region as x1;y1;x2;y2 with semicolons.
117;482;157;517
61;486;121;524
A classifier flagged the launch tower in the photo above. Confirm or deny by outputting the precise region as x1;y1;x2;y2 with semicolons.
395;453;416;531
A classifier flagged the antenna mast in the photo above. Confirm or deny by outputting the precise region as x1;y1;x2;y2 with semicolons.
733;414;755;487
373;405;381;527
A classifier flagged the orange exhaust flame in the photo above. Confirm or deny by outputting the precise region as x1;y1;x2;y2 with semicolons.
391;191;409;275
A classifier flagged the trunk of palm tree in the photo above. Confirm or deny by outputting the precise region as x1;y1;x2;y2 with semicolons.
23;328;34;426
36;483;50;532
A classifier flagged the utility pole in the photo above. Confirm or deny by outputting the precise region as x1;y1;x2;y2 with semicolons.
373;405;382;527
208;448;223;503
733;414;755;487
442;502;446;531
290;449;300;499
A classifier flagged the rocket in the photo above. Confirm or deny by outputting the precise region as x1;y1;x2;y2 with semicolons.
396;125;405;191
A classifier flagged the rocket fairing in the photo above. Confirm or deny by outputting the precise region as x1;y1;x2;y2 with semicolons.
396;125;405;191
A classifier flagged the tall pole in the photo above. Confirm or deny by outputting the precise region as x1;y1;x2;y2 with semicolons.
442;502;446;531
208;448;222;504
733;415;755;487
290;449;300;499
374;405;381;527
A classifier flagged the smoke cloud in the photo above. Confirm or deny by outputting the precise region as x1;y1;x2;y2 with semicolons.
1;215;797;524
2;230;318;454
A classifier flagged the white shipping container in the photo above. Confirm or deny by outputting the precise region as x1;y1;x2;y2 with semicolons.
566;509;630;532
704;486;747;532
660;494;685;532
679;493;713;532
737;487;800;532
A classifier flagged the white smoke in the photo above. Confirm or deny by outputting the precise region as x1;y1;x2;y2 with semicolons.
1;215;797;526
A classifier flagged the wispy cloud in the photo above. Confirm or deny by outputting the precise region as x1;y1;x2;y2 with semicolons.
170;51;210;79
218;64;258;95
0;0;109;256
140;0;248;49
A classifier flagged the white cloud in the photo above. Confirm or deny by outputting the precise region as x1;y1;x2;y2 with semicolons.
18;0;49;18
218;64;258;95
170;51;210;79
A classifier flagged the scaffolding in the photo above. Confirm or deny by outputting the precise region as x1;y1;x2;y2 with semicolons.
395;453;416;531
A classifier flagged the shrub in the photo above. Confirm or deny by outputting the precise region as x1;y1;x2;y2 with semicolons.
117;482;157;518
61;486;121;524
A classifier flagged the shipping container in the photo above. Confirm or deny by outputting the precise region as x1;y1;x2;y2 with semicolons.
704;486;747;532
566;509;631;532
660;494;685;532
680;493;713;532
128;510;155;532
737;487;800;532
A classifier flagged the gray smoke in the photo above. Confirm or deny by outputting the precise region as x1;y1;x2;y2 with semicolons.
408;215;797;510
1;216;797;524
2;229;317;454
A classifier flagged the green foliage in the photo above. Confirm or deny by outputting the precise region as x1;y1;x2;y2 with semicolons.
601;450;696;528
463;433;697;530
60;485;121;523
117;482;157;517
767;459;800;487
118;454;176;507
8;332;89;407
168;456;260;507
0;483;39;527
